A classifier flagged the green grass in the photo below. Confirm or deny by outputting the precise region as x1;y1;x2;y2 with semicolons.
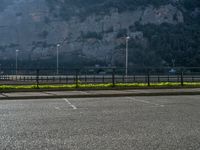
0;82;200;91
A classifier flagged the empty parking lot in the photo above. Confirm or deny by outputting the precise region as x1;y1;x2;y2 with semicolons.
1;95;200;149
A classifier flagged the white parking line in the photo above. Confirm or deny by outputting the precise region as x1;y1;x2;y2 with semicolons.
64;98;77;110
127;97;165;107
55;106;61;110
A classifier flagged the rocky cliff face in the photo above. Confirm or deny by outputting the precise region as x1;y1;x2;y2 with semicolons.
0;0;185;66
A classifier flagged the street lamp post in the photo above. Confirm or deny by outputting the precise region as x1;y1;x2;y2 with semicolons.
125;36;130;77
56;44;60;75
172;59;175;68
16;49;19;75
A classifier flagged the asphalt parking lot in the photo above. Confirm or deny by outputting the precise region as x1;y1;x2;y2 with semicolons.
1;96;200;149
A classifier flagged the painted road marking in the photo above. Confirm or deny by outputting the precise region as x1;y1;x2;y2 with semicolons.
64;98;77;110
127;97;165;107
55;106;61;110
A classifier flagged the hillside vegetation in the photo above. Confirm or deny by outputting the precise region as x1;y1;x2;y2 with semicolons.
47;0;170;20
0;0;199;68
0;0;13;12
46;0;200;67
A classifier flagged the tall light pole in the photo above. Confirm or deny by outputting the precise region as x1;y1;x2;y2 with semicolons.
56;44;60;75
125;36;130;77
16;49;19;75
172;59;175;68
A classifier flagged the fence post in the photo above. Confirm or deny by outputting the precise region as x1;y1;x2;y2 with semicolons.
168;75;170;82
112;68;115;87
75;69;79;88
85;73;87;83
158;75;160;83
147;71;150;86
36;69;39;88
66;76;68;84
93;73;96;83
133;74;136;82
181;71;184;86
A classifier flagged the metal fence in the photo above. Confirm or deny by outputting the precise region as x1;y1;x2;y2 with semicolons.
0;67;200;87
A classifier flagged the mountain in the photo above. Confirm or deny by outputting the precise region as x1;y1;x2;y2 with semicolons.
0;0;199;68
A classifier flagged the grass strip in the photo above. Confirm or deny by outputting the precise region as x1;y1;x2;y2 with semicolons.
0;82;200;91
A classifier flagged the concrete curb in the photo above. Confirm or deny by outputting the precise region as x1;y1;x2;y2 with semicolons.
0;91;200;100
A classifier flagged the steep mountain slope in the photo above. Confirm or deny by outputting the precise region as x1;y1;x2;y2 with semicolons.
0;0;199;68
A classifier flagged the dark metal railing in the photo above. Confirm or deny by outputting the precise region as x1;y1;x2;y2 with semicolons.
0;67;200;87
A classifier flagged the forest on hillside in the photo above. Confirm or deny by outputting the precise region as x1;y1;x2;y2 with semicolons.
46;0;200;67
46;0;200;20
0;0;199;68
0;0;13;12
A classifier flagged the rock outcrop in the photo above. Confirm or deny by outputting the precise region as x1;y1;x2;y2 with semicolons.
0;0;184;65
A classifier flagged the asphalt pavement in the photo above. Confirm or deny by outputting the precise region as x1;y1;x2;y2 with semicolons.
1;96;200;149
